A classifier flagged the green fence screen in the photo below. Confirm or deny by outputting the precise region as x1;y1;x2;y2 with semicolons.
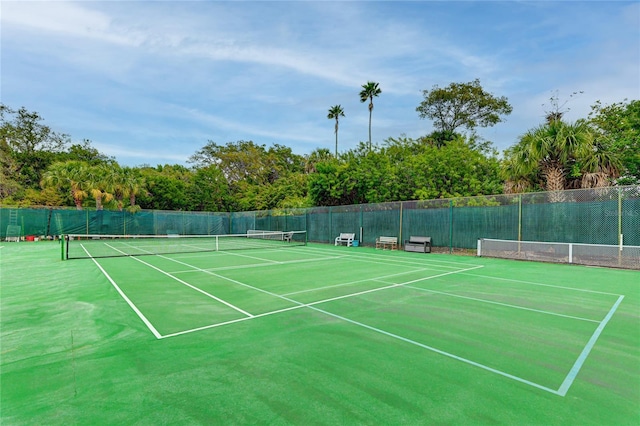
2;186;639;250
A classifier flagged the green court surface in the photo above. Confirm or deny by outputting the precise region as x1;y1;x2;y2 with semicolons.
1;241;639;425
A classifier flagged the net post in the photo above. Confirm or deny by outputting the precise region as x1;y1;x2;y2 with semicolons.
477;239;482;257
569;243;573;264
61;235;66;260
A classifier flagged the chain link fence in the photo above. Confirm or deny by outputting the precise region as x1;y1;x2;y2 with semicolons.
2;186;638;266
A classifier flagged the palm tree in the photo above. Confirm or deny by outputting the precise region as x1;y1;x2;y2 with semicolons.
121;166;145;209
41;161;90;210
86;164;115;210
502;119;621;198
327;105;345;157
359;81;381;151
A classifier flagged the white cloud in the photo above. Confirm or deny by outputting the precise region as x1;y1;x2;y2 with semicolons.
1;1;637;165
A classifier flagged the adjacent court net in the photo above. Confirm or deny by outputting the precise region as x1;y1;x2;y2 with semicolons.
477;238;640;270
65;230;307;259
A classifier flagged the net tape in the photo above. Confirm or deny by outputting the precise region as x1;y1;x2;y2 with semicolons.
65;231;306;259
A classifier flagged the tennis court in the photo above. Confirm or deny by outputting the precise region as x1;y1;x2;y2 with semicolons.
1;238;639;424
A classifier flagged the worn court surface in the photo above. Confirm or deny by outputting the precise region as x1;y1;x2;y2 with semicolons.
1;241;639;425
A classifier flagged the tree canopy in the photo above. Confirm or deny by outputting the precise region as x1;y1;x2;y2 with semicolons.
416;79;513;134
588;99;640;184
1;88;636;212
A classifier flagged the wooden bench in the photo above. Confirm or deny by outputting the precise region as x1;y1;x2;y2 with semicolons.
335;233;356;247
376;236;398;250
404;236;432;253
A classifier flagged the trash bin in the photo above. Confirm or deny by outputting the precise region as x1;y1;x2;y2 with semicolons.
352;240;359;247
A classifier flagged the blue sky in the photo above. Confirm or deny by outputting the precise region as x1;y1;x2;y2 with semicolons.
2;1;639;166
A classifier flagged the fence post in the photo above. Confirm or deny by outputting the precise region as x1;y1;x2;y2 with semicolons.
329;207;332;244
449;199;453;253
518;194;522;242
359;205;364;244
399;201;403;249
618;187;622;243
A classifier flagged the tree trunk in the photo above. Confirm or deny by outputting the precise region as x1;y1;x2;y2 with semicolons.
544;165;566;202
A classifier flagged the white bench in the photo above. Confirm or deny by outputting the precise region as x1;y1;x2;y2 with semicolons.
335;233;355;247
376;236;397;250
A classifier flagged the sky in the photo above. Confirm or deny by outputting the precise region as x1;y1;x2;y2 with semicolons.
1;1;639;167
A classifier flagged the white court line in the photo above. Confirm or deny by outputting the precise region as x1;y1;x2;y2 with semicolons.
159;263;483;338
557;295;625;396
462;273;623;297
293;245;484;268
183;245;281;264
398;284;600;323
159;258;621;396
172;254;350;275
339;254;469;271
160;259;567;395
105;243;253;318
94;243;622;397
305;244;624;297
281;267;429;296
81;244;162;339
159;261;483;337
160;304;307;338
289;266;485;307
302;303;562;396
157;253;411;308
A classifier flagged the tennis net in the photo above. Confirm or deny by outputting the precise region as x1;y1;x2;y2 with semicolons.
64;230;307;259
477;238;640;270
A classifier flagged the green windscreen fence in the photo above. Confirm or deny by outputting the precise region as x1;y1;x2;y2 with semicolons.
2;185;638;249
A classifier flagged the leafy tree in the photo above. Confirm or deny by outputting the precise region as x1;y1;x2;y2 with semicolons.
0;138;21;199
404;139;502;199
304;148;333;173
307;158;350;206
308;137;502;206
359;81;382;151
21;187;64;207
189;140;306;211
0;104;70;189
137;165;192;211
264;144;306;181
65;139;113;165
188;165;230;211
254;173;310;210
589;99;640;184
190;140;271;186
416;79;512;134
327;105;345;157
